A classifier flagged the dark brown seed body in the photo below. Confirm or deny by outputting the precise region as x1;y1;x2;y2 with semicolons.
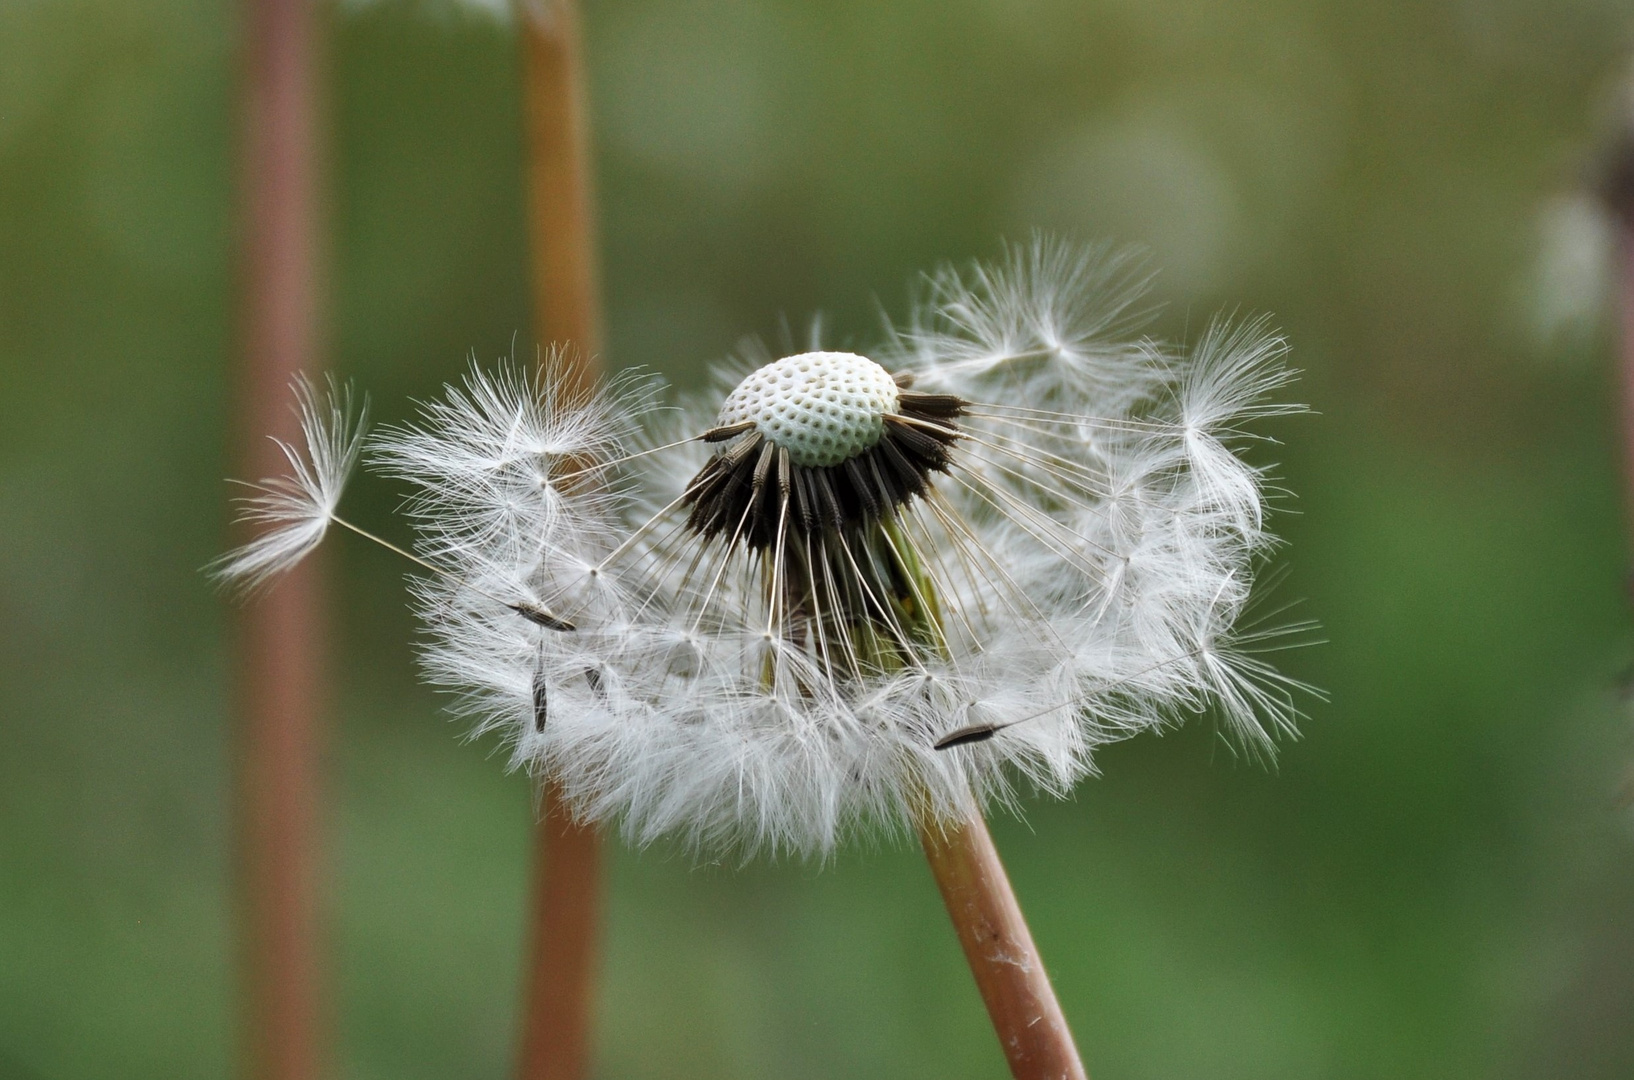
532;666;549;731
933;724;999;750
511;603;577;632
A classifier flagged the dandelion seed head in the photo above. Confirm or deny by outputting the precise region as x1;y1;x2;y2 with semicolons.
363;238;1309;858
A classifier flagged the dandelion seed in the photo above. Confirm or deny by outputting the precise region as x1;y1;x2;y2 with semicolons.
211;376;366;593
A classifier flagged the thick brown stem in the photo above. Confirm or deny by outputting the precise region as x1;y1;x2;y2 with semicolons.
919;811;1088;1080
236;564;324;1080
515;3;604;1079
1605;115;1634;806
236;0;324;1077
1620;233;1634;835
521;0;601;393
1617;226;1634;810
516;781;604;1080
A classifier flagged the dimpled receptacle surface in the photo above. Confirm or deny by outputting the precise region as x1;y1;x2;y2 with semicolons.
717;352;900;467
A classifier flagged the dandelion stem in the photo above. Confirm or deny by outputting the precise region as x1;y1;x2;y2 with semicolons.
517;779;603;1080
918;810;1088;1080
1608;133;1634;575
516;2;604;1077
1603;112;1634;808
522;0;601;397
236;0;323;1075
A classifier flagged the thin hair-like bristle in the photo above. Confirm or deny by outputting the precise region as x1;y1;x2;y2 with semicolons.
210;376;366;595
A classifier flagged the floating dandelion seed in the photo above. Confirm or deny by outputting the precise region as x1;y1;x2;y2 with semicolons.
215;239;1310;858
210;376;367;594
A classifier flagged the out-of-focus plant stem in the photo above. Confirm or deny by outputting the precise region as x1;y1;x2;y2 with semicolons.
1600;96;1634;806
918;812;1089;1080
892;557;1085;1078
236;0;324;1078
522;0;601;397
1612;199;1634;809
1617;237;1634;574
516;2;604;1079
1595;77;1634;553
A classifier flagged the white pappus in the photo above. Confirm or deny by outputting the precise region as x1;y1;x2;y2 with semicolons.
217;238;1311;858
211;376;367;594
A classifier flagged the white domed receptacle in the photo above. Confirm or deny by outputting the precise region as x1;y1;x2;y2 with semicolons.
717;351;901;468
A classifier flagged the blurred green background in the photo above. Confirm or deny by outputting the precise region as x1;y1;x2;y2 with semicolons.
5;0;1634;1076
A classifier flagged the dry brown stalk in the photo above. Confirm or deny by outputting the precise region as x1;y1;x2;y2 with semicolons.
236;0;325;1077
515;3;605;1078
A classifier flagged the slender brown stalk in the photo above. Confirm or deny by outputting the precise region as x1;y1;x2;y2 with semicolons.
918;811;1088;1080
516;3;605;1079
1619;226;1634;810
1606;111;1634;556
236;0;324;1078
516;779;604;1080
521;0;601;396
1612;231;1634;566
1620;233;1634;582
1604;109;1634;808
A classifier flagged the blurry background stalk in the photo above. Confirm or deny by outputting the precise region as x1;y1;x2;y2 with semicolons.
1603;98;1634;809
1608;115;1634;569
516;2;604;1079
235;0;325;1078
